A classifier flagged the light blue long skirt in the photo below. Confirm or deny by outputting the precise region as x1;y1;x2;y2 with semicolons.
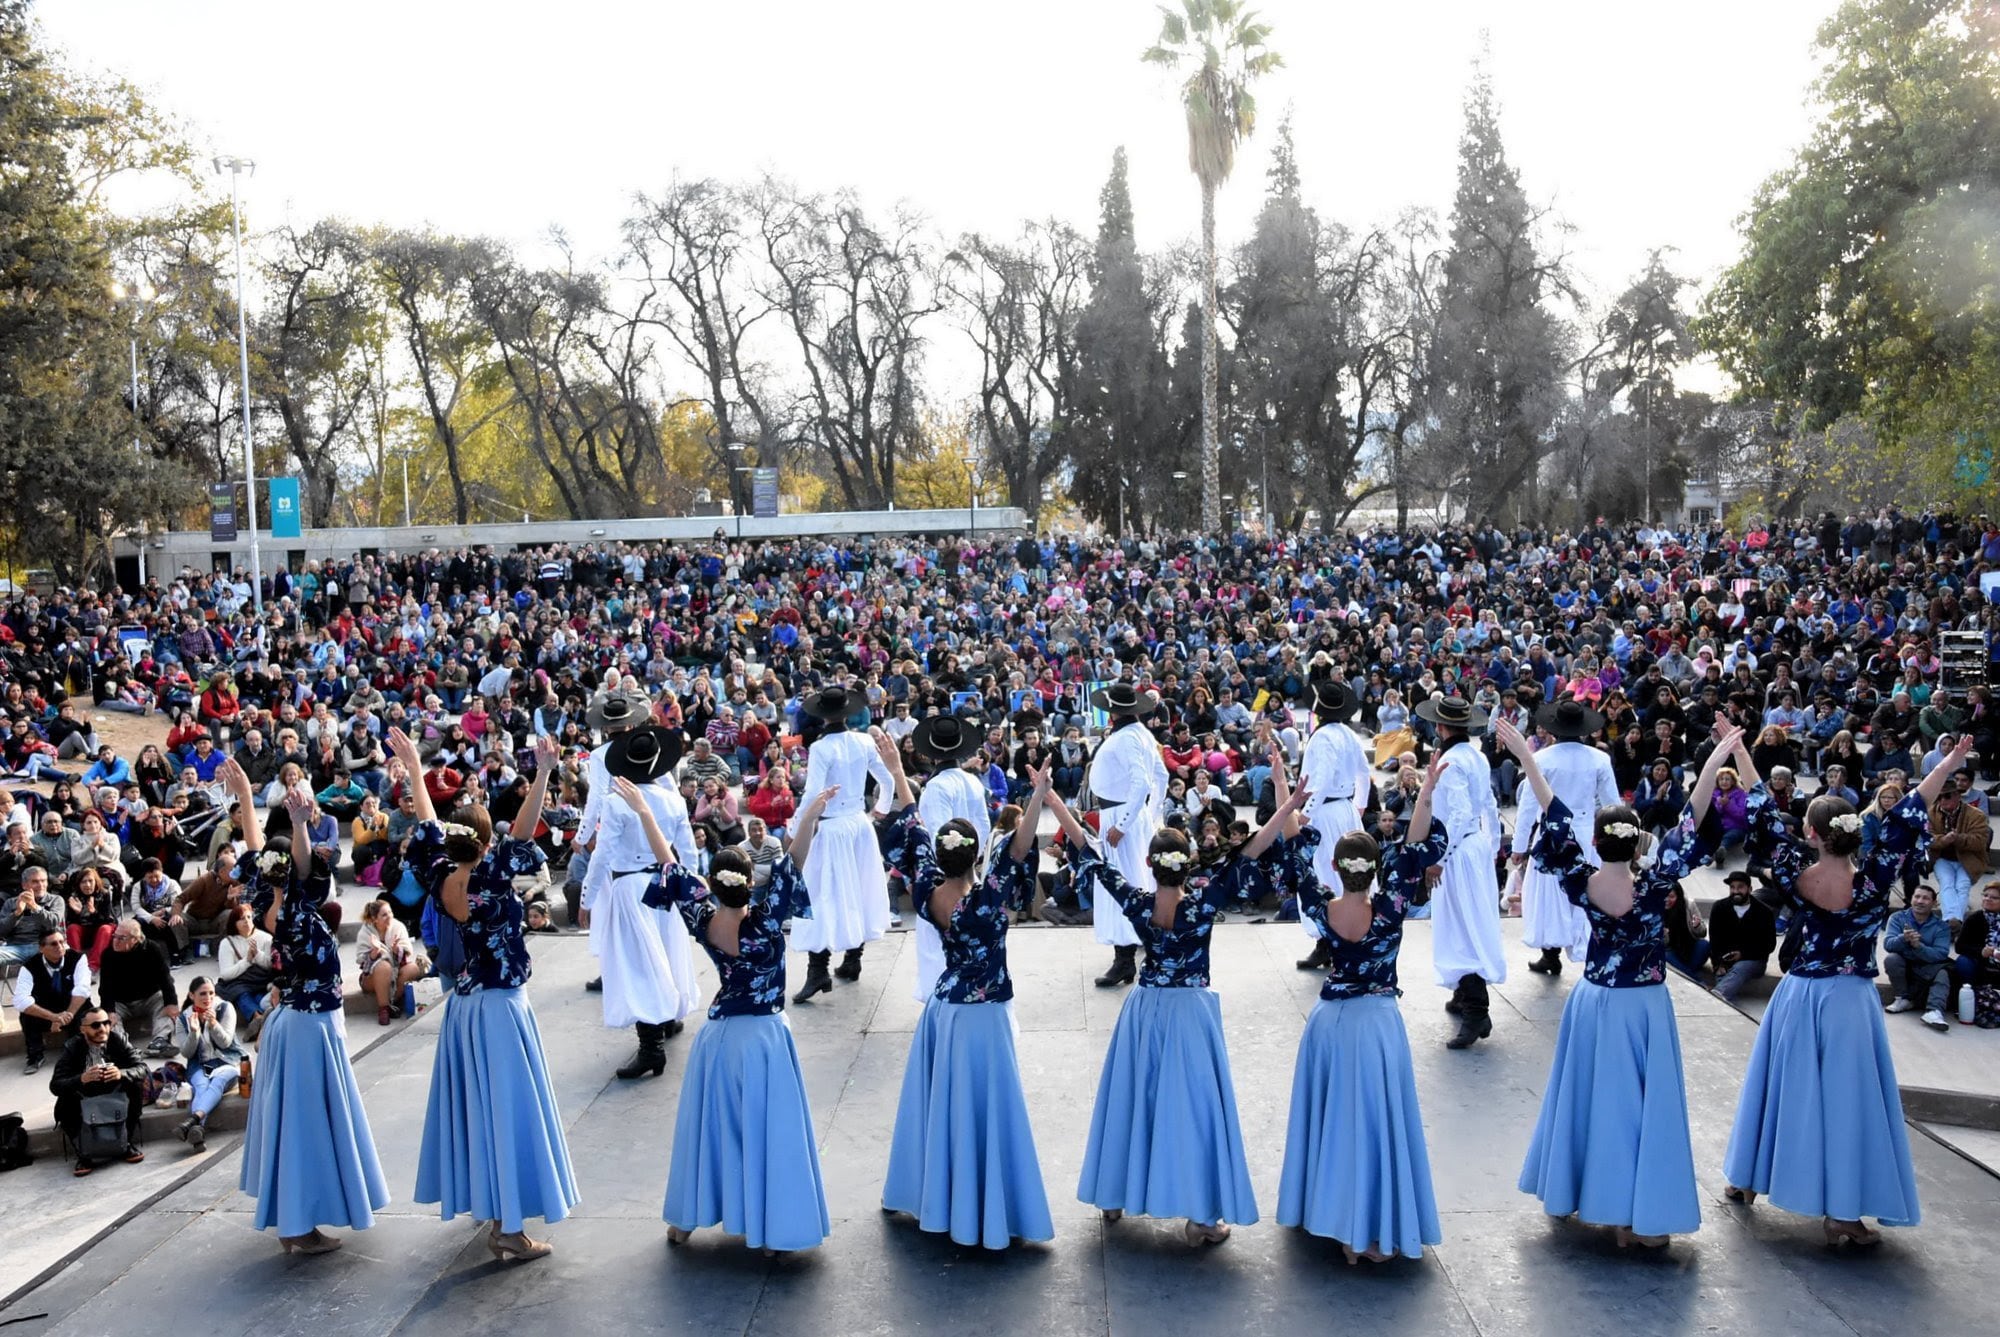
239;1006;389;1236
1519;979;1701;1235
416;986;579;1233
884;998;1054;1249
1276;994;1440;1259
1723;973;1919;1225
665;1012;830;1251
1078;986;1259;1226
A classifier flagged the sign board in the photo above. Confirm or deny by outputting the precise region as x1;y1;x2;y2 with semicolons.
209;484;237;543
752;467;780;518
269;477;302;539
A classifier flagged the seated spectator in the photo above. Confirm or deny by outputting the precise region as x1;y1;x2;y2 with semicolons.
693;775;744;848
174;848;239;954
678;736;730;791
315;766;367;821
46;700;100;761
1953;882;2000;992
1633;759;1686;834
197;670;243;742
50;1005;147;1175
123;806;186;882
5;716;68;780
167;975;242;1152
32;809;83;881
0;864;64;968
356;899;429;1027
131;859;188;964
79;743;133;792
745;768;796;835
1816;762;1860;809
301;800;342;879
1882;885;1953;1030
1054;726;1088;800
350;793;391;882
1709;767;1749;858
1705;870;1776;1002
215;902;277;1028
13;925;91;1075
1927;775;1989;925
98;917;181;1057
741;816;783;888
1662;885;1708;981
63;867;117;971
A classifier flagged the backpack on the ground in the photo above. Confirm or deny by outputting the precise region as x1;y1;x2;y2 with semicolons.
75;1093;127;1162
0;1111;31;1171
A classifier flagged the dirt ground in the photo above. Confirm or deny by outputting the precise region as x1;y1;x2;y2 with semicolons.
18;705;170;799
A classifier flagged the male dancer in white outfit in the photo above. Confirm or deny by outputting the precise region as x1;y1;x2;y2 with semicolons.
593;726;702;1079
791;685;895;1001
1295;679;1373;971
1085;683;1167;988
575;686;650;994
912;715;991;1003
1509;699;1620;977
1415;693;1508;1049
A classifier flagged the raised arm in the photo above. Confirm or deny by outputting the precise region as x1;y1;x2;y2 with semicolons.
1242;779;1315;862
513;735;558;840
873;728;915;810
1010;759;1052;864
1268;743;1305;840
1915;735;1975;809
1407;755;1446;847
1044;790;1093;851
217;758;260;853
785;785;839;867
386;728;437;823
1495;719;1551;814
1687;724;1743;827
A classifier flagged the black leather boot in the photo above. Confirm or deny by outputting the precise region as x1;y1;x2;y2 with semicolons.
794;951;833;1003
1094;944;1138;988
834;947;864;981
1445;978;1464;1016
584;976;603;993
616;1022;667;1078
1527;947;1564;976
1446;975;1493;1049
1296;937;1334;971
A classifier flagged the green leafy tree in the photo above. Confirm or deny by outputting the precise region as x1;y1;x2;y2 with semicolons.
1142;0;1281;533
1698;0;2000;501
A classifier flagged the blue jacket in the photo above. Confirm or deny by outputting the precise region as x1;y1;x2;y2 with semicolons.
1882;908;1951;966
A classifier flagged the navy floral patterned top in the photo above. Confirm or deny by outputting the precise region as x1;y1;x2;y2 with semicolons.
883;805;1036;1004
1074;846;1261;989
248;856;344;1014
407;820;547;996
1745;782;1928;979
1530;798;1704;989
643;855;809;1018
1286;826;1446;1000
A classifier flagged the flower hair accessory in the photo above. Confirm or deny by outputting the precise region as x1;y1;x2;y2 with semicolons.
1601;822;1641;840
1152;850;1190;870
712;868;748;888
938;830;975;850
257;849;290;875
1337;856;1376;874
440;822;477;841
1829;813;1862;833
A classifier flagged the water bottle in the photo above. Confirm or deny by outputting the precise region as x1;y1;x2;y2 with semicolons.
1959;983;1977;1025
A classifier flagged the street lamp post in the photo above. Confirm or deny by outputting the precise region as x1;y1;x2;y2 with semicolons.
112;279;154;585
732;465;753;542
401;451;413;528
214;154;263;615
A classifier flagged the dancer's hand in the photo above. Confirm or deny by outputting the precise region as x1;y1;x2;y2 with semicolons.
611;777;647;812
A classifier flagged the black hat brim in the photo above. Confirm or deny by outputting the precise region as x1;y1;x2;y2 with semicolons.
1534;701;1606;739
1415;696;1490;730
913;718;984;764
604;726;683;784
801;689;862;723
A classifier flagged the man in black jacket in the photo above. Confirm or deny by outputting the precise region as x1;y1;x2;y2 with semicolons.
97;920;180;1057
1707;870;1778;1003
50;1006;147;1174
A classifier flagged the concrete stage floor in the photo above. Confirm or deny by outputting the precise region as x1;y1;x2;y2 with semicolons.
4;918;1998;1337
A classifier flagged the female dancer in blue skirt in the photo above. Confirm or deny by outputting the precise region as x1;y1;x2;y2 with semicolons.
1274;752;1446;1263
1723;729;1972;1245
877;731;1054;1250
617;775;838;1254
223;760;388;1256
1497;717;1722;1249
391;729;579;1263
1048;744;1311;1247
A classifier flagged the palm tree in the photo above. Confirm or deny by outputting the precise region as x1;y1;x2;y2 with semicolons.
1143;0;1280;534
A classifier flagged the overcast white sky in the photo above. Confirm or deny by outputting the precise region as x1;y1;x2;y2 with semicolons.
42;0;1840;313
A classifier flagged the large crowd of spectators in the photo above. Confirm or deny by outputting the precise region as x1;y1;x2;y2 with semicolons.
7;504;2000;1164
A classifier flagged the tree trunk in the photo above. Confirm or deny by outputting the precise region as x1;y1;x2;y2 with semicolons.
1200;178;1220;534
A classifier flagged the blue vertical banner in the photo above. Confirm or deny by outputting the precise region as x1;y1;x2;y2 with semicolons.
269;476;302;538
